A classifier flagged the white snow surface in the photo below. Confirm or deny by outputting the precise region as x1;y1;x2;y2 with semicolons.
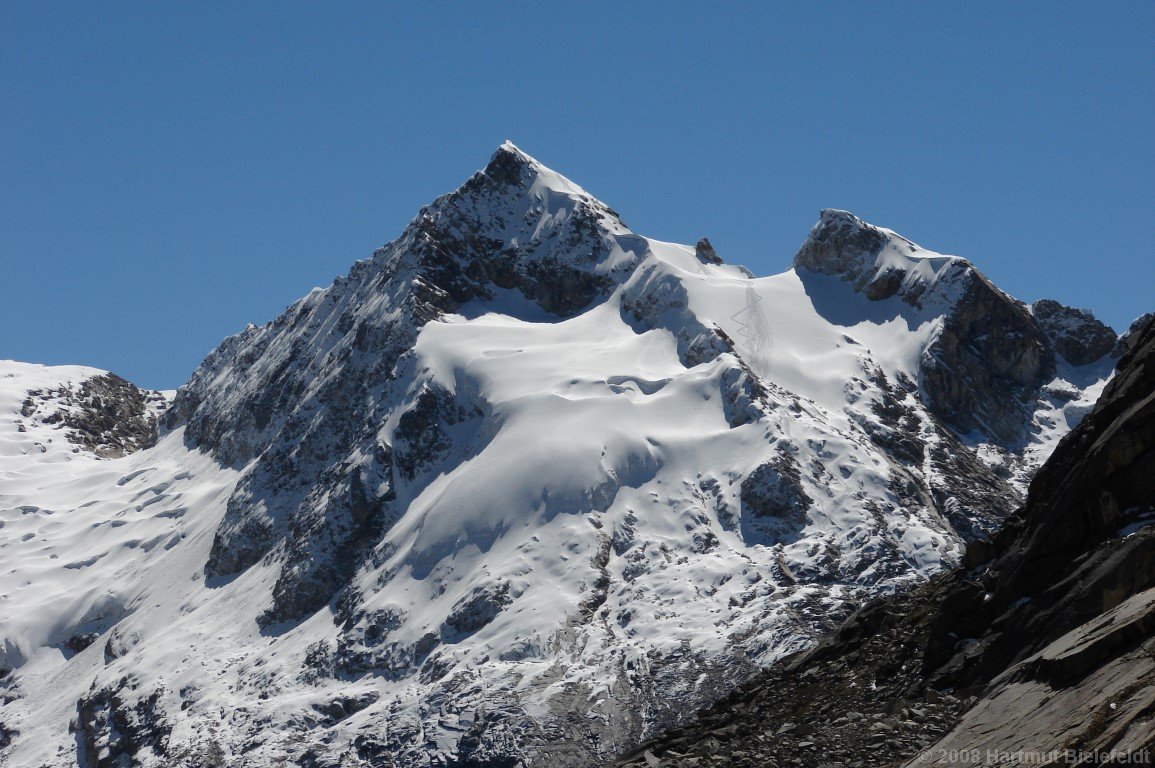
0;146;1116;767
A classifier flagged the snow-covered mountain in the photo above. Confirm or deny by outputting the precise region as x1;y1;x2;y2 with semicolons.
0;144;1125;767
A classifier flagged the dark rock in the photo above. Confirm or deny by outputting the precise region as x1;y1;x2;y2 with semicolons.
442;581;513;639
1115;312;1155;357
695;237;723;265
64;632;99;655
1032;298;1117;366
394;384;472;481
311;691;379;725
739;455;812;546
863;370;925;466
76;679;172;768
22;373;160;458
920;272;1054;443
961;537;994;569
620;263;733;368
793;210;889;296
720;365;770;428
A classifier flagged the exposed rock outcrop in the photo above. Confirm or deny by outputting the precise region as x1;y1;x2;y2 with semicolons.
620;262;733;367
739;455;812;539
74;679;172;768
1117;312;1155;357
19;372;164;458
919;270;1054;443
794;209;894;299
694;237;722;265
1032;297;1118;366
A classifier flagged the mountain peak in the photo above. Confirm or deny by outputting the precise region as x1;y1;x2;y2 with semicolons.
794;209;965;303
372;142;641;318
466;140;596;204
496;138;534;163
817;207;870;228
478;140;541;187
795;210;886;280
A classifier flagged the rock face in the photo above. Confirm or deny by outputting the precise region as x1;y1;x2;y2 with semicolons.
739;456;812;541
694;237;722;265
793;209;892;299
920;271;1055;444
75;679;172;768
616;316;1155;768
1032;297;1118;366
1117;311;1155;357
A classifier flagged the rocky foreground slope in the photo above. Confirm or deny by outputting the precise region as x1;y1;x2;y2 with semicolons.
0;144;1133;767
617;315;1155;767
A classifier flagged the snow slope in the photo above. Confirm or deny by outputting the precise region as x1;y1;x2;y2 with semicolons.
0;146;1119;767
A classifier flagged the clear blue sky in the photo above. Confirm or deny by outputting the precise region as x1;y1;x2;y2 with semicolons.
2;2;1152;389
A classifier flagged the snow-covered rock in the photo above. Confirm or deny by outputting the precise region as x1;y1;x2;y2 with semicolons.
0;145;1117;767
0;361;168;461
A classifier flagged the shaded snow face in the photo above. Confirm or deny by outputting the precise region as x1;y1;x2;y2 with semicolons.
0;147;1118;768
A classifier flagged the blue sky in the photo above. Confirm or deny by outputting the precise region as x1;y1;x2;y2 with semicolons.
2;2;1152;389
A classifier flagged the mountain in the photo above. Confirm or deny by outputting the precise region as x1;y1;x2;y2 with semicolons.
616;315;1155;767
0;144;1127;768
